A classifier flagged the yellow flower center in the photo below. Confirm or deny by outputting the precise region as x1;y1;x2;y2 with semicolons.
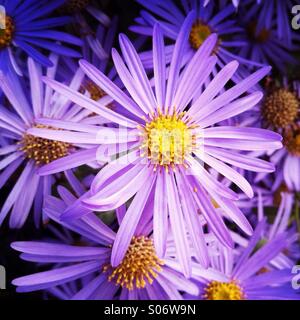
19;125;72;166
262;89;299;128
139;111;196;171
189;20;218;51
247;21;270;43
104;236;164;290
284;125;300;156
0;16;14;49
203;281;245;300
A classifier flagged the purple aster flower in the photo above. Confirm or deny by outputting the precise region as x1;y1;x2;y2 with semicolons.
26;18;144;179
0;55;103;228
0;0;83;75
131;0;263;81
182;219;300;300
246;0;299;47
253;81;300;192
30;15;282;276
234;1;300;73
11;184;200;300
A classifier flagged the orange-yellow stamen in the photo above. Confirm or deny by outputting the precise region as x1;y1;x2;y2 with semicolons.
189;20;219;51
104;236;164;290
203;281;245;300
139;110;196;170
262;89;299;128
19;125;71;165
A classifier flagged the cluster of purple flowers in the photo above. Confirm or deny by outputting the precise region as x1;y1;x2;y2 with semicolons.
0;0;300;300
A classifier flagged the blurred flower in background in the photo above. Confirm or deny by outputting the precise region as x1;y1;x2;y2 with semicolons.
0;0;82;75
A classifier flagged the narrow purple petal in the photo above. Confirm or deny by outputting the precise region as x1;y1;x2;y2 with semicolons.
165;172;191;277
28;57;43;117
38;148;98;176
43;77;138;128
165;11;196;110
111;173;156;266
153;171;168;258
153;23;166;109
12;261;102;291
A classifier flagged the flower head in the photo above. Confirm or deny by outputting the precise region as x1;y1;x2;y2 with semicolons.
32;15;282;276
248;0;298;47
131;0;262;81
0;0;83;75
185;220;299;300
0;55;98;228
12;181;199;300
255;81;300;192
235;1;300;73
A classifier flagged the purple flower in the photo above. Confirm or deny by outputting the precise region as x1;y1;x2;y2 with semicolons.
131;0;263;80
0;0;82;75
254;81;300;192
248;0;299;46
234;1;300;73
31;15;282;276
182;219;299;300
11;183;199;300
0;55;101;228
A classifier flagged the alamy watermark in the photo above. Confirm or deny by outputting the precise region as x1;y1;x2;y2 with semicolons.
292;265;300;290
0;265;6;290
292;5;300;30
93;126;205;175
